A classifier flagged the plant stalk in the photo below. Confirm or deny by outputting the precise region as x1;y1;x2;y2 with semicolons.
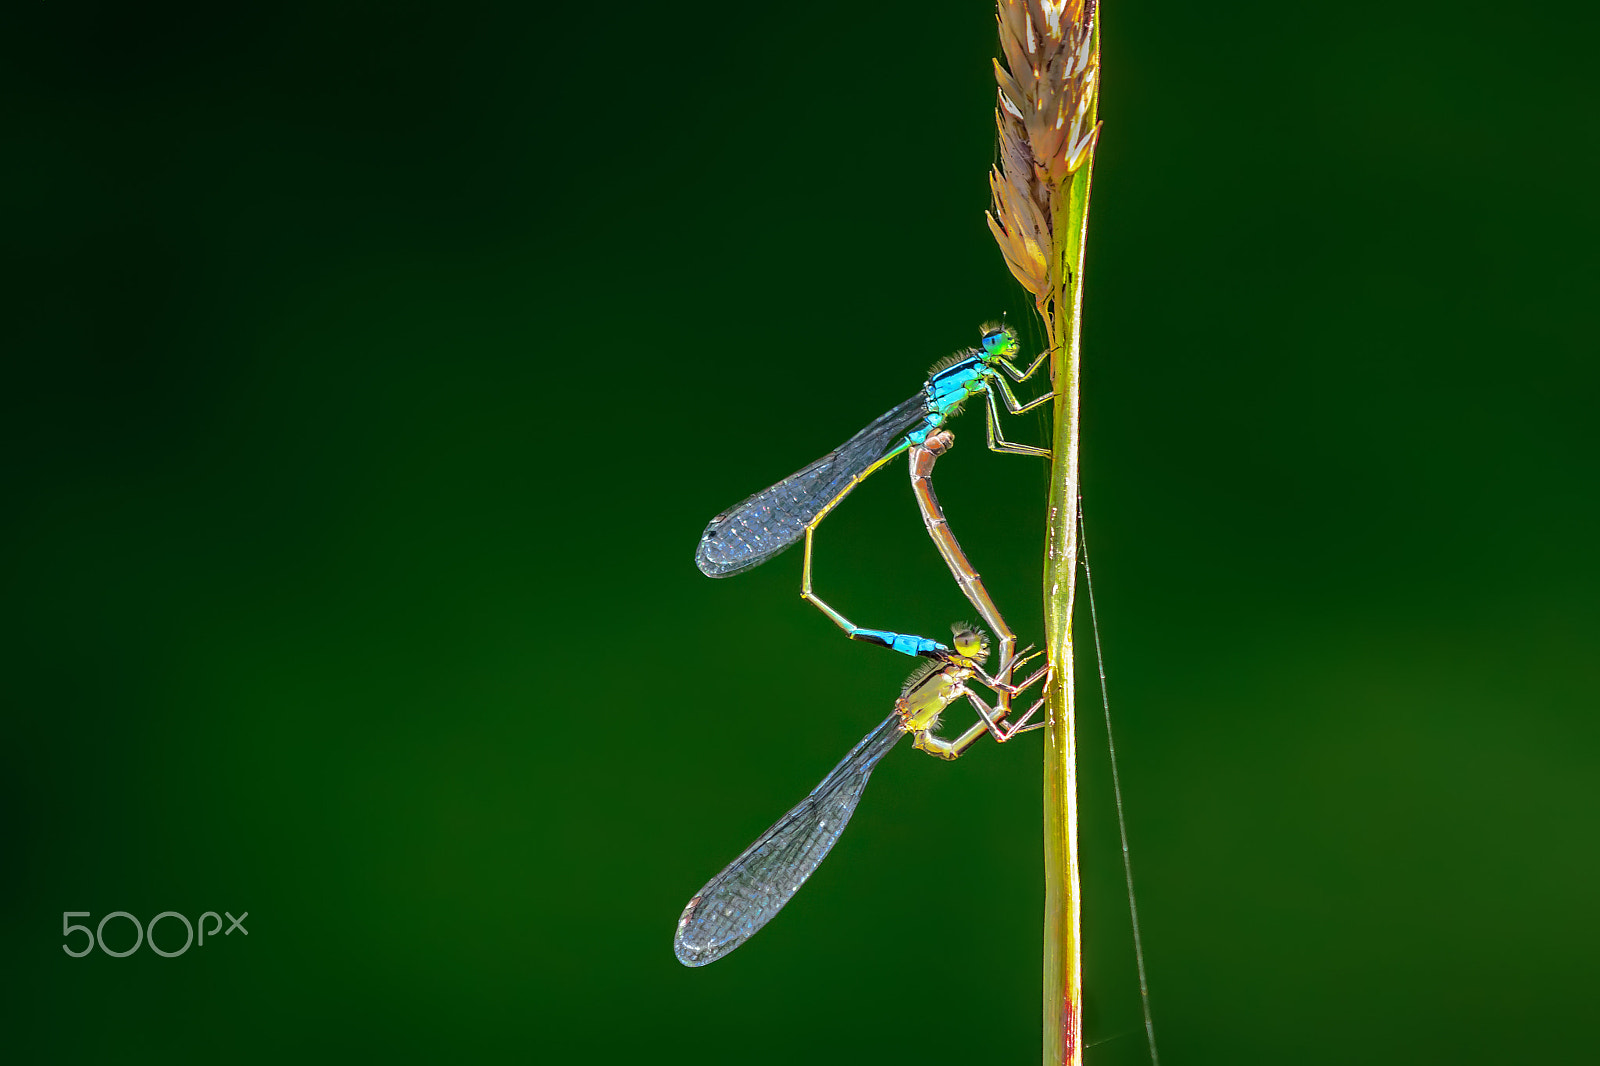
982;3;1100;1058
1040;157;1095;1066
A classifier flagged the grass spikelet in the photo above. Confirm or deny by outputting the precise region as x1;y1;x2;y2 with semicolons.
988;0;1101;323
986;3;1101;1064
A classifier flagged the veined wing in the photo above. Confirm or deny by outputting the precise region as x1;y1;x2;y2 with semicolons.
673;712;907;966
694;392;927;577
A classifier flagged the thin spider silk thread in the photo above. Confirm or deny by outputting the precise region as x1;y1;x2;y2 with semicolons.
1079;501;1160;1066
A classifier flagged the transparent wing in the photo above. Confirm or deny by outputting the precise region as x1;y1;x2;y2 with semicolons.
694;392;928;577
673;712;907;966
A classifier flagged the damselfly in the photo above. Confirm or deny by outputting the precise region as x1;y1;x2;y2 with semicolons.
694;325;1051;647
673;626;1045;966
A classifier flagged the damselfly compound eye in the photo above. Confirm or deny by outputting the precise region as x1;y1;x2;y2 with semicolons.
982;328;1016;356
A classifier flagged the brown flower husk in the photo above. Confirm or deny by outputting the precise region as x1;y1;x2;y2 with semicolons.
987;0;1101;313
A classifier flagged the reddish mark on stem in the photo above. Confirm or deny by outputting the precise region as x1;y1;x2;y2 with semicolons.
1059;992;1080;1063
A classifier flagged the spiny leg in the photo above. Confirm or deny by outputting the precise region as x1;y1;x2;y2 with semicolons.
984;381;1052;458
911;658;1052;759
993;370;1054;415
960;668;1054;745
997;347;1050;384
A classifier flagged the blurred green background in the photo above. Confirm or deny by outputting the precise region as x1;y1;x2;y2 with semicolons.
7;1;1597;1062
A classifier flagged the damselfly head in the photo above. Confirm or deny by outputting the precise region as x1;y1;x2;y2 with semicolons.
949;624;990;663
979;324;1019;361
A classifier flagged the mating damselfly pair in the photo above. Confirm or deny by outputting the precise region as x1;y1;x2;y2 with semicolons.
675;324;1057;966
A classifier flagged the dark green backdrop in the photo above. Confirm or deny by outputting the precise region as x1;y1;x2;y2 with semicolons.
8;2;1596;1063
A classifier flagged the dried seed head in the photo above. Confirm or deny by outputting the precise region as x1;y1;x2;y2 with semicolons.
987;0;1101;308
